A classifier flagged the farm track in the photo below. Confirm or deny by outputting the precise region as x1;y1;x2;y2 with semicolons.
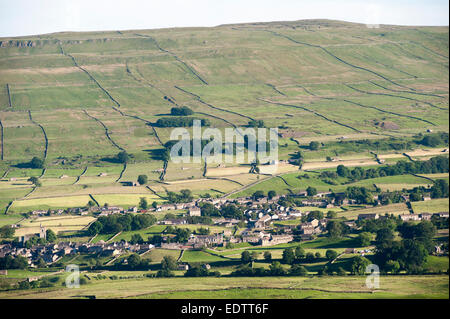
264;30;414;91
73;167;88;185
115;163;127;183
28;110;48;160
82;109;124;151
259;98;361;132
368;81;446;99
175;86;256;121
134;33;208;85
6;84;12;108
0;119;4;160
345;84;447;111
322;97;437;126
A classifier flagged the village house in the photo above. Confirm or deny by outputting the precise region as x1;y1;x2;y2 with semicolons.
188;207;202;217
260;234;293;246
419;213;433;220
188;234;224;247
178;263;189;271
400;214;421;221
253;214;272;229
358;213;379;220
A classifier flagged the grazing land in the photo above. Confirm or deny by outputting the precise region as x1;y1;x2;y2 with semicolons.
0;19;448;299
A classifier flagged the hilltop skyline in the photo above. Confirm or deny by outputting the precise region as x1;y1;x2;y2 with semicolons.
0;0;448;37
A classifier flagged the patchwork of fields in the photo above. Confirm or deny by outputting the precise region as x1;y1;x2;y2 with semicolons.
0;19;448;213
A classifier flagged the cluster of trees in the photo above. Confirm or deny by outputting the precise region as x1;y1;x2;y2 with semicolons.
170;106;194;116
199;202;221;217
166;189;194;203
156;117;210;127
418;132;449;147
15;275;70;290
232;262;308;277
0;255;28;270
336;156;449;181
289;151;303;167
116;151;130;164
184;264;221;277
157;256;177;277
248;120;265;128
28;176;41;187
87;214;156;235
137;175;148;185
361;217;440;274
309;141;320;150
122;253;149;270
165;226;192;243
0;226;14;238
240;247;339;266
14;229;57;248
29;157;44;169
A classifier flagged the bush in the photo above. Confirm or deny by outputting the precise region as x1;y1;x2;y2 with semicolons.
171;106;194;116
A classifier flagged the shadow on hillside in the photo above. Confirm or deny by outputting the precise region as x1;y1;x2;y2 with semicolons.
100;157;122;164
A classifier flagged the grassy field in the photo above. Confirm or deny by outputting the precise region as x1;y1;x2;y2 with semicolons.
411;198;449;214
0;19;447;210
0;275;447;299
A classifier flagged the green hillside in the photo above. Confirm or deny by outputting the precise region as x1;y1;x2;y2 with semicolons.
0;19;448;212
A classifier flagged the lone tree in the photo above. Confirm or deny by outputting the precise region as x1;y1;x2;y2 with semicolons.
241;250;252;263
137;174;148;185
46;229;57;243
116;151;130;164
325;249;338;261
28;176;41;187
161;255;177;270
268;190;277;200
282;248;295;265
139;197;148;210
309;141;319;151
306;186;317;197
357;232;372;247
171;106;193;116
295;245;305;260
351;255;371;275
0;225;14;238
264;251;272;262
29;157;44;169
